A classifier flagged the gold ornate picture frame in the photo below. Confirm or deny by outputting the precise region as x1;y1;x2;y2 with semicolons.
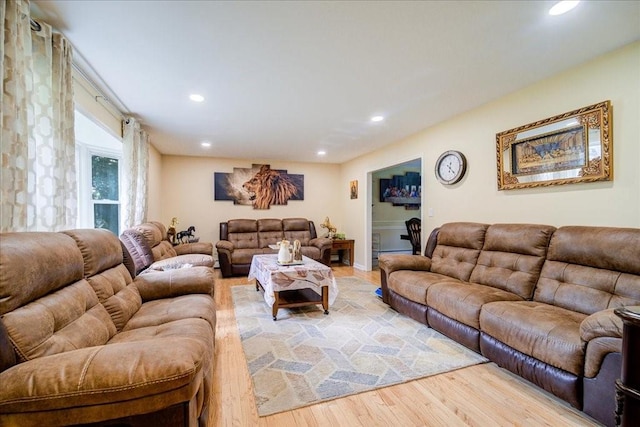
496;101;612;190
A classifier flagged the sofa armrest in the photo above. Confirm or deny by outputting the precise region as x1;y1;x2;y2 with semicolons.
174;242;213;256
378;254;431;276
134;267;215;300
580;308;623;343
309;237;332;250
215;240;234;254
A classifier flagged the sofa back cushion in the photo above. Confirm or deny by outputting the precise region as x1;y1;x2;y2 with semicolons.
134;222;164;248
534;226;640;315
470;224;556;299
0;232;116;362
152;240;178;261
257;218;284;248
283;218;312;245
227;219;260;249
0;232;83;314
430;222;489;281
64;229;142;332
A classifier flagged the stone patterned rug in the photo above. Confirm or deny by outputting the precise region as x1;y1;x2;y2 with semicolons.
232;276;488;416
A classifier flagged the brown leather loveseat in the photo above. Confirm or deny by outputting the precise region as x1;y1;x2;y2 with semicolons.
0;228;216;426
216;218;332;277
120;221;214;277
379;222;640;427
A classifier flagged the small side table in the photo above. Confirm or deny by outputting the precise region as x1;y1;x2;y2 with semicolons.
331;239;354;266
614;305;640;427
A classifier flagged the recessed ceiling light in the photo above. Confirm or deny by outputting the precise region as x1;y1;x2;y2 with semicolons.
370;115;384;123
549;1;580;16
201;141;211;148
189;94;205;102
317;150;326;156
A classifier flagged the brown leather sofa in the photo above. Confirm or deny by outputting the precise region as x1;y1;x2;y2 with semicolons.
379;222;640;427
120;221;214;277
216;218;332;277
0;228;216;427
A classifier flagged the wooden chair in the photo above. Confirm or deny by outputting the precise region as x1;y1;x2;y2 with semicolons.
404;217;421;255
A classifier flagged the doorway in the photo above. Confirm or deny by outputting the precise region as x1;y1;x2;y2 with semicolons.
370;158;422;268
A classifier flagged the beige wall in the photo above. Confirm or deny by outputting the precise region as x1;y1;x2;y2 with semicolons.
152;42;639;270
157;156;341;262
341;42;640;269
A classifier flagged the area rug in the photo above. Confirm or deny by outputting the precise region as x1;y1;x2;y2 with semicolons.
231;276;488;416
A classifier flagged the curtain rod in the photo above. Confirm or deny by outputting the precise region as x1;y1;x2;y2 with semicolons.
72;62;126;120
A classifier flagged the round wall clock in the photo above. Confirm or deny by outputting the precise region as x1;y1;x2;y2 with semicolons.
435;150;467;185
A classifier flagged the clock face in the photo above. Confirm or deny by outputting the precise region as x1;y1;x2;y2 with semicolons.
435;150;467;185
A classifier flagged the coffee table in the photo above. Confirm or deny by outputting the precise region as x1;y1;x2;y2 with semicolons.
248;254;338;320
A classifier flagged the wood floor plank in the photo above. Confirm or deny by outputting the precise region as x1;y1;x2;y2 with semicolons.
209;264;602;426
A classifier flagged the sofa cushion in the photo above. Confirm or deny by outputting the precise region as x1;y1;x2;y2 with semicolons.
0;232;84;315
230;248;260;265
428;281;523;329
0;319;212;415
149;254;214;271
227;219;260;249
134;222;165;248
430;222;489;281
133;267;215;301
283;218;312;245
122;294;216;332
257;218;284;248
63;229;125;277
535;226;640;315
3;280;117;362
88;264;143;332
388;270;458;304
0;232;116;362
479;301;586;376
469;224;555;299
152;240;179;260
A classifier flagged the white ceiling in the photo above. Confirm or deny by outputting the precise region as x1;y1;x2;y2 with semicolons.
32;1;640;164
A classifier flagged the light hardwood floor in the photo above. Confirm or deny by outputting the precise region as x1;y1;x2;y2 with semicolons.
209;265;601;426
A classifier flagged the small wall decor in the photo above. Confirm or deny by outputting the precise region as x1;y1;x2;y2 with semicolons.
214;164;304;209
380;171;421;209
496;101;612;190
435;150;467;185
350;180;358;199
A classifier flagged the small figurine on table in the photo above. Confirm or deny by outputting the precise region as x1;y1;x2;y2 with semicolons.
167;217;179;244
320;216;337;239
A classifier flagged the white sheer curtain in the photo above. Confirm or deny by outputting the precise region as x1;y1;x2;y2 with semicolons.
121;117;149;229
1;0;76;232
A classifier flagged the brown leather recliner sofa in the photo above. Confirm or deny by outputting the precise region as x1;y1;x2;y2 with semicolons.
120;221;214;277
379;222;640;427
0;228;216;427
216;218;332;277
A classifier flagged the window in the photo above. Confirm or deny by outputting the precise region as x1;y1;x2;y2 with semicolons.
75;111;123;235
91;155;120;234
